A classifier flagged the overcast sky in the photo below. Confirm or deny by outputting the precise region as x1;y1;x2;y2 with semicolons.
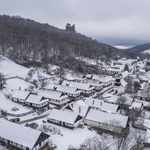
0;0;150;42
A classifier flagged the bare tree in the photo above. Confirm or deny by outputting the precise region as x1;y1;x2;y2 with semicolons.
79;135;115;150
0;73;6;90
117;96;128;109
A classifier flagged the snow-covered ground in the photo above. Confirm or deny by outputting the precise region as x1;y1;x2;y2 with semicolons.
5;78;33;91
31;118;98;150
0;90;31;114
142;49;150;54
0;56;29;78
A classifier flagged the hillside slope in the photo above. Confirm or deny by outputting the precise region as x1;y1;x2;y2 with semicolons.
124;43;150;54
0;15;129;73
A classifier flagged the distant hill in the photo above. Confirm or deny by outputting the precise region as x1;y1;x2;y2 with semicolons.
96;37;150;47
0;15;131;73
124;43;150;54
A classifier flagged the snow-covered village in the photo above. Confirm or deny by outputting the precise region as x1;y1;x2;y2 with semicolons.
1;53;150;150
1;1;150;150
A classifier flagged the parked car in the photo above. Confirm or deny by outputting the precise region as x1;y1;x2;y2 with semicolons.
9;118;20;123
54;106;60;110
25;122;38;129
12;107;19;111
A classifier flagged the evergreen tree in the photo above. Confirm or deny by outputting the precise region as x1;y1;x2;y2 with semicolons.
124;63;129;71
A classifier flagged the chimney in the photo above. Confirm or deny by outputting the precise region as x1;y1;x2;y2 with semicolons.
71;103;73;108
93;100;94;105
19;87;21;90
79;107;81;113
100;101;102;106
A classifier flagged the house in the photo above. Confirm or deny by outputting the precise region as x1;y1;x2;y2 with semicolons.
137;91;150;101
63;73;85;82
120;71;130;79
11;90;30;103
63;100;89;118
38;90;69;106
25;94;49;112
0;118;50;150
99;76;115;87
62;81;94;96
106;95;132;107
55;85;82;100
47;109;83;129
129;100;143;110
85;98;119;113
106;67;122;75
85;79;103;91
84;109;129;135
133;118;150;130
85;74;93;79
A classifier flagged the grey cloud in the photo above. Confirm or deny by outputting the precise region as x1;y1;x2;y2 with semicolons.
0;0;150;41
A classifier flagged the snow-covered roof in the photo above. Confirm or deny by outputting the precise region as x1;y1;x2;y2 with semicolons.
107;67;122;72
85;74;93;78
106;95;132;106
129;101;143;110
121;71;129;78
121;79;127;87
99;76;115;83
26;94;48;104
62;81;94;91
85;98;119;113
85;109;128;128
0;118;47;149
63;73;84;81
38;90;68;100
92;74;100;80
85;79;101;86
56;84;81;94
48;109;81;124
64;100;89;117
12;90;30;100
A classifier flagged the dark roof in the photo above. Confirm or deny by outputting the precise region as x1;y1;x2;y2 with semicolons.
33;132;50;148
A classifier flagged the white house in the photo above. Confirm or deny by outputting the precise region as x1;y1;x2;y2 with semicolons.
63;73;85;82
84;109;129;134
11;90;30;103
62;81;94;96
63;100;89;118
0;118;50;150
84;79;103;91
85;97;119;113
25;94;49;112
99;76;115;87
55;84;82;100
38;90;69;106
106;67;122;75
47;109;83;129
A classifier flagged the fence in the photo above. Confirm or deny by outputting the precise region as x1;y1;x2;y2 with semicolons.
7;110;35;117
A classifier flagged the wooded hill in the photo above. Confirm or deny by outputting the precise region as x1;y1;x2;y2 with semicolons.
0;15;131;73
124;43;150;54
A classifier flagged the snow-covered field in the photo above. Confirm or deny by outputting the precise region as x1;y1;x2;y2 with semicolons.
0;90;31;114
31;118;98;150
5;78;33;91
142;49;150;54
0;56;29;78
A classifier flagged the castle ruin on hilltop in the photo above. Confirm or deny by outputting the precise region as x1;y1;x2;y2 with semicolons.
66;23;75;32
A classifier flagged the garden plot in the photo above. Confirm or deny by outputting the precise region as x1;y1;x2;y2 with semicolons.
31;118;98;150
5;78;34;91
0;90;32;114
